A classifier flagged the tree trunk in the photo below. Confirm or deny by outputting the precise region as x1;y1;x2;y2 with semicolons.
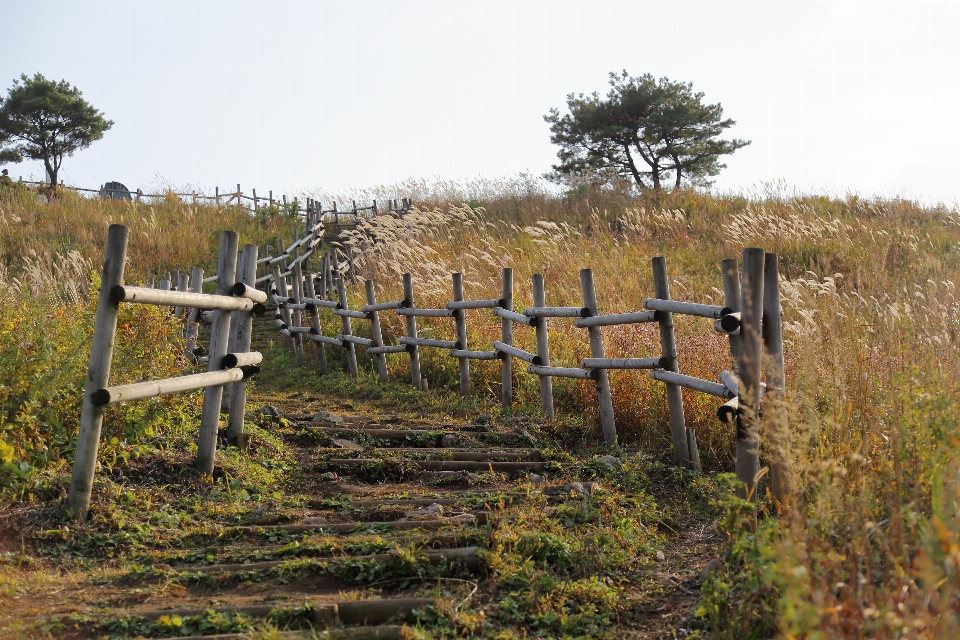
621;145;648;190
651;163;661;191
43;157;58;189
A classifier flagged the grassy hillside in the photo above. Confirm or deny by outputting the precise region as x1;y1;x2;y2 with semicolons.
2;178;959;637
324;184;960;636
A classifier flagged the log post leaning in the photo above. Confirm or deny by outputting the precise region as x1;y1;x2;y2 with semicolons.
531;274;554;419
303;273;329;375
651;257;691;467
67;223;129;521
501;268;513;408
736;248;765;510
452;273;470;397
762;252;791;510
580;268;617;448
226;244;258;446
402;273;422;389
336;275;359;377
365;279;389;382
195;231;239;475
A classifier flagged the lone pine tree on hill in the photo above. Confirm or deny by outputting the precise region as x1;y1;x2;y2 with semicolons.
545;71;749;191
0;73;113;189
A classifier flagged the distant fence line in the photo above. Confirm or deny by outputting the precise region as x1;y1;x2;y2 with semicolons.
13;177;413;242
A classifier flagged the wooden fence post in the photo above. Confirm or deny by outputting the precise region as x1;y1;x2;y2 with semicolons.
67;224;129;521
348;246;357;282
336;275;359;376
762;252;791;510
402;273;422;388
736;248;765;509
175;272;188;316
365;279;389;381
195;231;239;475
721;258;743;363
652;257;691;467
580;269;617;447
452;273;470;396
304;273;329;375
531;274;554;419
501;268;513;408
226;244;257;446
291;262;305;365
184;267;203;358
273;265;297;358
322;254;332;299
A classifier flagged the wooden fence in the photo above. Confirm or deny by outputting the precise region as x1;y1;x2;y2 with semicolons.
268;246;792;514
17;177;412;245
68;207;790;521
66;225;267;521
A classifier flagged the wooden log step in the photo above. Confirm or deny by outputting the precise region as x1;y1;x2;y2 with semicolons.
201;626;413;640
342;488;501;504
205;533;483;556
329;449;540;462
329;458;548;472
232;513;489;535
177;546;480;574
109;597;431;626
318;496;499;509
303;426;521;443
338;598;433;625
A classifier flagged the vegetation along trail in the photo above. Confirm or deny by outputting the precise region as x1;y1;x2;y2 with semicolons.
2;179;960;637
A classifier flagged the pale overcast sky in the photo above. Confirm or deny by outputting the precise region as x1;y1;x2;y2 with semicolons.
1;0;958;203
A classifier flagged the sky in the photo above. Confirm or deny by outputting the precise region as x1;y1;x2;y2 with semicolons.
1;0;959;204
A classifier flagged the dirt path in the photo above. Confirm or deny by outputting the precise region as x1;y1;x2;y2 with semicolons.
0;311;722;639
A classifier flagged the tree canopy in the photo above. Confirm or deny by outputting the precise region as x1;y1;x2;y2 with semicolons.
0;73;113;188
545;71;749;191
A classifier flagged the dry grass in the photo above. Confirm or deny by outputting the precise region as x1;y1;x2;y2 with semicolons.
0;185;295;285
328;181;960;636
